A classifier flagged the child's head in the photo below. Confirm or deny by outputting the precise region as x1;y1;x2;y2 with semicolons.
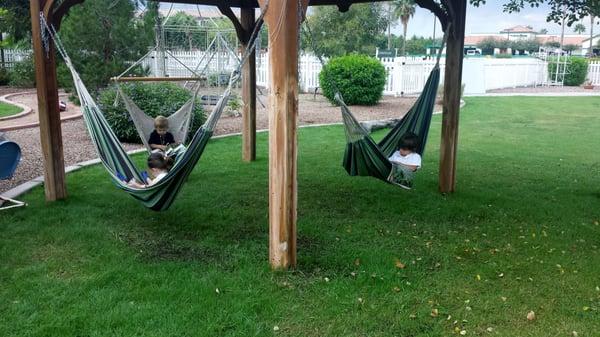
398;132;419;156
154;116;169;135
147;152;174;172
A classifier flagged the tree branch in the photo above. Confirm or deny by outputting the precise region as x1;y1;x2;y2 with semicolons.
218;6;247;43
414;0;449;29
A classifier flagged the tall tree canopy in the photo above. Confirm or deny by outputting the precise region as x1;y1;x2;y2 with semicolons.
59;0;155;91
0;0;30;44
304;3;388;57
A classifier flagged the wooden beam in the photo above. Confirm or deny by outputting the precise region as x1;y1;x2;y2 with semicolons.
218;6;246;43
258;0;308;269
52;0;85;29
31;0;67;201
110;76;205;82
240;8;257;162
438;0;466;193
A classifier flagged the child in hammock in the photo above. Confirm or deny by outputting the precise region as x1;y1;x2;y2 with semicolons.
387;132;422;188
127;152;174;188
149;116;177;152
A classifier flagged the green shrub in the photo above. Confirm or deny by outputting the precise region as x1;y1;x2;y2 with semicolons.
548;57;588;86
98;82;205;144
319;54;386;106
495;53;513;59
0;67;9;85
8;56;35;87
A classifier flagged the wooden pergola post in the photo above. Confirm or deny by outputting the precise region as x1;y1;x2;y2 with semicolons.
240;8;257;162
218;6;259;162
30;0;67;201
258;0;307;269
438;0;466;193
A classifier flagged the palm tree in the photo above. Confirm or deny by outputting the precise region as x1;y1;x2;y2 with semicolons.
394;0;416;56
574;23;586;34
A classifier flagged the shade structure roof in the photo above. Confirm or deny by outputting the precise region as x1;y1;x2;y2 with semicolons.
149;0;386;11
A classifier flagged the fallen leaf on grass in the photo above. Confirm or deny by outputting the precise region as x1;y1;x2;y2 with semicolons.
395;259;406;269
527;311;536;321
431;308;439;317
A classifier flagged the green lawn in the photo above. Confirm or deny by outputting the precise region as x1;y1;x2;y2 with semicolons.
1;97;600;336
0;101;22;118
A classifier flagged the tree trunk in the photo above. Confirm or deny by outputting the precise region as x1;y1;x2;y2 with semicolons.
387;4;392;50
560;15;566;51
591;15;595;57
439;0;467;193
0;33;5;69
402;21;408;56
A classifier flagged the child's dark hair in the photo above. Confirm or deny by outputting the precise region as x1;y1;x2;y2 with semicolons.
147;152;174;171
398;132;419;152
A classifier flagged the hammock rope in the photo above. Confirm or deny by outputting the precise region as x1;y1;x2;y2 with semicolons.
302;18;449;183
39;1;269;211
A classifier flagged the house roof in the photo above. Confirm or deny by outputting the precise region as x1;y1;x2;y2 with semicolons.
500;25;536;34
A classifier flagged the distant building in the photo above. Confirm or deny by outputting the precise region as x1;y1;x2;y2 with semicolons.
582;34;600;56
500;25;538;40
463;25;587;56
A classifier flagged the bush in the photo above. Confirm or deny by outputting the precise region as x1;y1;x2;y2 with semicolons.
548;57;588;86
0;67;9;85
98;82;205;144
8;56;35;87
495;53;513;59
319;54;386;106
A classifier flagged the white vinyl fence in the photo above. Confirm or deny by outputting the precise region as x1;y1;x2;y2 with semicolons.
588;61;600;86
4;47;599;93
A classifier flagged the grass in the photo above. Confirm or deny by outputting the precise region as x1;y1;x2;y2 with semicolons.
1;96;600;336
0;101;22;118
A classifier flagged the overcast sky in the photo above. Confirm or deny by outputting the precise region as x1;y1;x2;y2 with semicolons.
162;2;597;37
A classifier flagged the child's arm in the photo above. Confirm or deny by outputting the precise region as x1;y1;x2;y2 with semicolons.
149;143;167;151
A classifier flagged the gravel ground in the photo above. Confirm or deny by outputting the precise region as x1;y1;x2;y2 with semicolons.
1;88;428;194
0;91;81;130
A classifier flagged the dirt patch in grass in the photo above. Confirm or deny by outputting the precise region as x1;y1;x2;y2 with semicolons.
116;228;228;264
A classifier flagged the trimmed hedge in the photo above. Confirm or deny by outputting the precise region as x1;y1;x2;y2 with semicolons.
319;54;386;106
99;82;205;144
548;57;589;86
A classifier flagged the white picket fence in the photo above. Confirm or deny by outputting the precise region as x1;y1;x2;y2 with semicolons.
588;61;600;85
2;48;600;92
0;49;30;68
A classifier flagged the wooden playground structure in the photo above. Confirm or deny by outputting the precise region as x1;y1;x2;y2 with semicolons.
29;0;467;269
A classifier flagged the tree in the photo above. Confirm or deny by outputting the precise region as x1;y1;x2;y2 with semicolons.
0;1;30;43
304;3;388;57
59;0;155;91
394;0;416;56
164;12;202;51
587;0;600;56
539;28;549;34
573;22;586;34
477;37;499;55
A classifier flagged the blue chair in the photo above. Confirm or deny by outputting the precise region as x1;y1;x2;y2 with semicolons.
0;135;26;210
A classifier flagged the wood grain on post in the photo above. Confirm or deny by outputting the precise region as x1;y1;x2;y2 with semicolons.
439;0;467;193
30;0;67;201
258;0;308;269
240;8;257;162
